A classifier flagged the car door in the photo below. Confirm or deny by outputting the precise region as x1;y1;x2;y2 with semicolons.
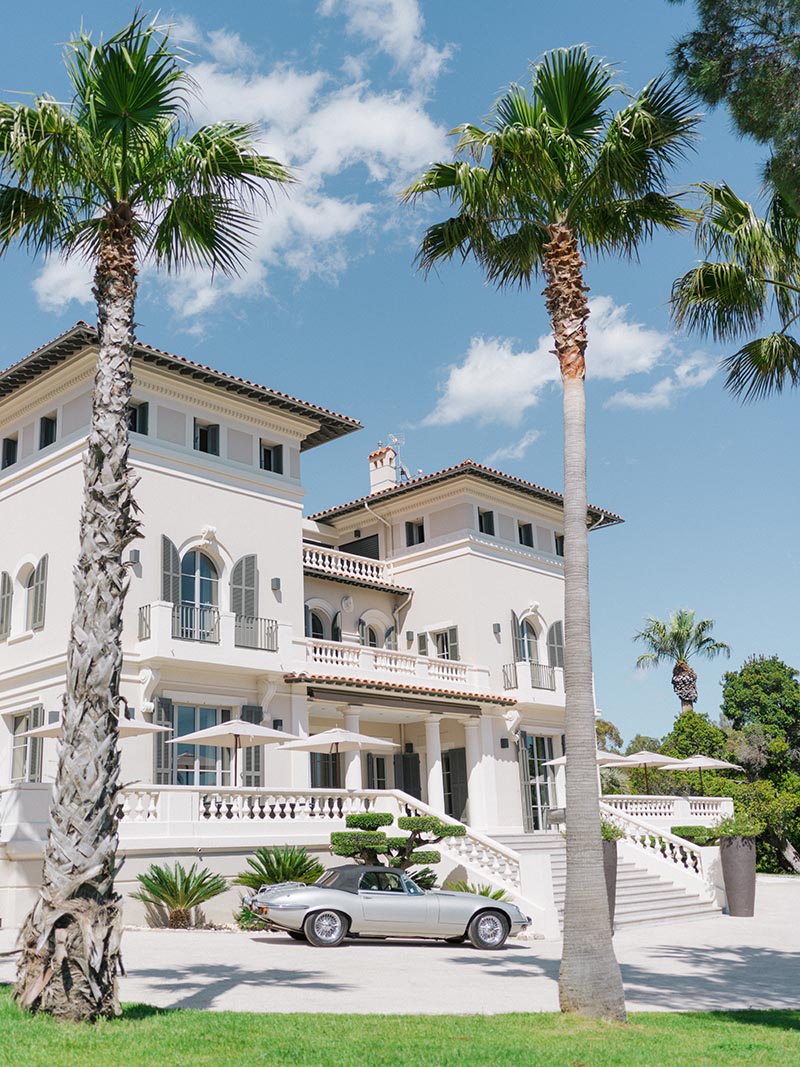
357;870;436;935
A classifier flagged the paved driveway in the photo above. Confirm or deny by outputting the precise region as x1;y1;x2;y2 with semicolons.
1;877;797;1014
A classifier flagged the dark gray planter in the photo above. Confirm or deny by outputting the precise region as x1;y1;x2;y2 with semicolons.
720;836;757;917
602;838;618;926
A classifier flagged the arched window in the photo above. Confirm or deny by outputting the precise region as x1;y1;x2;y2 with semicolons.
547;621;565;668
365;625;380;648
306;609;327;640
520;619;539;663
24;556;48;633
178;551;219;641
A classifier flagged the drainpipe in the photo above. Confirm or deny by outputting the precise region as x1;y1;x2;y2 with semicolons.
363;498;413;643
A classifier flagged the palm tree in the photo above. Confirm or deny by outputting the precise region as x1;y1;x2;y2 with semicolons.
0;16;292;1021
635;609;731;711
403;46;698;1021
672;183;800;400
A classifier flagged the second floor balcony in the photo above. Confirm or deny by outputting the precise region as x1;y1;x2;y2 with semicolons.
303;543;403;590
502;659;565;705
136;601;285;669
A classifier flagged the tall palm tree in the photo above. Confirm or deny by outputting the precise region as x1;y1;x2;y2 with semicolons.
672;183;800;400
403;46;698;1021
0;16;292;1021
635;609;730;712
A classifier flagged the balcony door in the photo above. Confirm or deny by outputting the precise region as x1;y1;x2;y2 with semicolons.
175;705;231;786
179;550;219;641
518;732;555;832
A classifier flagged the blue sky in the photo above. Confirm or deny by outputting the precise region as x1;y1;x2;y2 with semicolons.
1;1;798;744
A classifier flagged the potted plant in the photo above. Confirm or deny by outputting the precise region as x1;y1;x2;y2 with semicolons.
600;820;624;926
711;813;763;917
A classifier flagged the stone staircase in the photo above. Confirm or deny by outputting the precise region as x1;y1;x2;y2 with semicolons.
495;833;721;929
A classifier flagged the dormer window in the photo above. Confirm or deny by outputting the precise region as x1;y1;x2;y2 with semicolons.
1;435;18;469
128;401;149;436
39;413;57;449
518;521;534;548
405;520;425;547
478;509;495;536
260;441;284;474
193;418;219;456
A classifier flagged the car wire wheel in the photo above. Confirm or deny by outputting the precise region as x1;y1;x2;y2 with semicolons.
305;909;347;947
467;911;509;949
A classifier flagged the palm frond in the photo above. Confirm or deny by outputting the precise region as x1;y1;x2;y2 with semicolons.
722;333;800;401
671;261;768;341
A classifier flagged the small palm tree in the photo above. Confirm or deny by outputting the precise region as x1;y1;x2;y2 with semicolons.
132;863;228;929
635;609;731;711
672;183;800;400
403;45;698;1022
233;846;325;891
2;15;292;1021
445;881;511;901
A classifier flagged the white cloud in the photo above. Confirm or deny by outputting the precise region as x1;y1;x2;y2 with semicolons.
32;256;93;312
320;0;451;88
605;352;717;410
485;429;542;464
206;29;257;68
421;296;681;427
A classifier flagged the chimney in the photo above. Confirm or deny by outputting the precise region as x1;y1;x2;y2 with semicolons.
368;443;398;494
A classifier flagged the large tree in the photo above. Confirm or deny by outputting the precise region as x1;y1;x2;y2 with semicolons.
721;655;800;751
671;183;800;400
635;609;730;712
403;46;698;1022
0;16;292;1021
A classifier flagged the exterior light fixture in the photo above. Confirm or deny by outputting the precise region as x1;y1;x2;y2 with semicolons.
492;623;501;635
271;577;281;591
405;630;414;642
129;549;141;565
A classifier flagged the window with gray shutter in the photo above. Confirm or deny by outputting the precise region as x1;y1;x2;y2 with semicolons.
511;610;525;662
230;555;258;618
358;618;366;645
241;704;263;787
447;626;460;662
0;571;12;639
30;555;48;631
384;625;397;650
154;697;174;784
161;536;181;606
417;632;428;657
29;704;44;782
331;611;342;642
547;621;565;668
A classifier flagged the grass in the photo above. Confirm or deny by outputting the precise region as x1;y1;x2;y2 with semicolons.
1;987;798;1067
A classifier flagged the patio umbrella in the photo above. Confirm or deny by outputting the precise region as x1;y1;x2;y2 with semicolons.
168;719;299;786
22;716;172;740
602;750;683;793
544;751;623;768
673;754;744;796
276;728;399;756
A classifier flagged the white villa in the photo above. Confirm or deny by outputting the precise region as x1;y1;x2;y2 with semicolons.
0;324;732;934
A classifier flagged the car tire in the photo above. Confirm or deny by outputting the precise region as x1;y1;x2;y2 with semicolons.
303;910;348;947
287;931;307;942
445;935;467;944
467;910;510;950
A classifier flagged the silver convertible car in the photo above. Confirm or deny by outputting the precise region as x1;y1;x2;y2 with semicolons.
244;865;530;948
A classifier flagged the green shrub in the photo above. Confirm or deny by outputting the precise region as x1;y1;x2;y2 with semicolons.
232;845;325;891
234;902;270;930
407;866;438;890
445;880;511;901
344;812;394;831
712;813;765;839
600;819;624;842
131;862;227;928
671;825;715;845
397;815;466;838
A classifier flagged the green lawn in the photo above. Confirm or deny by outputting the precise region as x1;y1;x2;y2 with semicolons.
1;987;798;1067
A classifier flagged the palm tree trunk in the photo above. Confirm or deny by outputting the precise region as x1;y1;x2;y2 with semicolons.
672;662;698;713
14;214;140;1022
544;222;626;1021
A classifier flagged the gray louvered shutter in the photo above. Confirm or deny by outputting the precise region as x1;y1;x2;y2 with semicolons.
241;704;263;787
331;611;342;642
272;445;284;475
417;632;428;657
304;604;312;637
0;571;11;639
231;555;258;618
154;697;174;784
447;626;459;662
384;625;397;650
547;621;565;668
358;618;366;645
161;536;181;606
30;555;48;631
511;610;524;662
29;703;44;782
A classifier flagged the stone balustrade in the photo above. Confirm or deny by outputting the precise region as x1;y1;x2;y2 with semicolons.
298;638;491;691
302;544;395;585
601;794;734;827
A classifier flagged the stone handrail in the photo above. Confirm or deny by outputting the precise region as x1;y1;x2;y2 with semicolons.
299;638;480;689
599;800;706;880
601;794;734;827
303;544;394;585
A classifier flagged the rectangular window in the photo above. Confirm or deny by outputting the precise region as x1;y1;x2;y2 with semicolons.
554;533;565;557
433;626;459;661
367;754;387;790
260;441;284;474
174;705;232;786
39;413;57;449
127;401;149;436
11;708;42;783
478;509;495;536
310;751;341;788
518;522;534;548
193;419;220;455
405;520;425;547
417;632;429;657
1;435;18;469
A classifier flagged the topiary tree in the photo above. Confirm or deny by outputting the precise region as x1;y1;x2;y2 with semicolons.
330;811;466;884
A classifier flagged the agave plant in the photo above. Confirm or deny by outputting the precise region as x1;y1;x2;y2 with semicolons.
233;846;325;891
132;862;227;928
445;880;511;901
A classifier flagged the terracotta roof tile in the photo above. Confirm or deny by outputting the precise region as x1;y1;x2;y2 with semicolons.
284;672;516;705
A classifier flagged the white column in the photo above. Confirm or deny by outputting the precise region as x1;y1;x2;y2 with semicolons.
464;719;488;830
424;715;445;813
289;691;310;789
343;708;363;790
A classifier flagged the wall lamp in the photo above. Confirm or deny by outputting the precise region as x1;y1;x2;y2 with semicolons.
271;577;281;592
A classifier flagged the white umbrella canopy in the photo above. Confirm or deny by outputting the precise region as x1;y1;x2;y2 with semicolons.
544;751;622;768
167;719;300;785
277;727;399;754
22;717;172;740
602;750;684;792
672;754;744;795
